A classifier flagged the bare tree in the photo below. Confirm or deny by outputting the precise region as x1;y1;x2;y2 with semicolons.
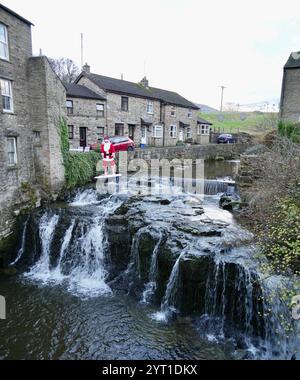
48;57;80;83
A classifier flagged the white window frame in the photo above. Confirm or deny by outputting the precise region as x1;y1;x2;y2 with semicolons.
170;124;177;138
186;127;192;139
66;100;73;115
170;106;176;117
96;103;105;117
147;100;154;114
7;137;17;166
0;79;13;113
188;109;192;118
153;124;163;138
198;124;210;135
0;23;9;60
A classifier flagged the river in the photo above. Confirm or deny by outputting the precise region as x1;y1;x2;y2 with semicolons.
0;160;298;360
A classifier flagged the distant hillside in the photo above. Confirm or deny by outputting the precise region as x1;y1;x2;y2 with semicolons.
195;103;218;114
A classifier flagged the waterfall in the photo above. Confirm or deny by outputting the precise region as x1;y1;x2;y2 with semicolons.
71;188;102;206
204;179;236;195
141;232;164;304
151;253;185;322
23;196;122;298
9;216;29;266
24;213;60;281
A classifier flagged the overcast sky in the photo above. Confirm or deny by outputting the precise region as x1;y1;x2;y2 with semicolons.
3;0;300;108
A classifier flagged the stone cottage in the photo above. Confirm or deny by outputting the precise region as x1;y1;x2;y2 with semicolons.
64;82;106;148
74;65;201;147
280;52;300;122
0;4;66;239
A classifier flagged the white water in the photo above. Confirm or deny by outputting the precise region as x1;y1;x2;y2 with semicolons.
24;197;121;298
151;253;185;322
71;188;102;206
10;216;29;266
141;232;164;304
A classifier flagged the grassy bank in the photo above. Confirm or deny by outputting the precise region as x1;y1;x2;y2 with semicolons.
201;112;278;136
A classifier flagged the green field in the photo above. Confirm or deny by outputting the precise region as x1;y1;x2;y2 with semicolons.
200;112;278;136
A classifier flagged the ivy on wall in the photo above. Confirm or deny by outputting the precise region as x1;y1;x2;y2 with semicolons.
58;118;100;189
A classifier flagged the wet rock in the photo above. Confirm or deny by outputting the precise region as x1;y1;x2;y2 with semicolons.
174;220;223;237
219;193;241;211
0;266;17;276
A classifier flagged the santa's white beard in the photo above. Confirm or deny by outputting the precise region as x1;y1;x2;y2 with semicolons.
104;142;111;153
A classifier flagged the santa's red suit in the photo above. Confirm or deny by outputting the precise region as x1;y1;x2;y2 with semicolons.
101;140;116;171
101;141;115;160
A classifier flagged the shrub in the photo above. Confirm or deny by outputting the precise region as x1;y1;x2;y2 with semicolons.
58;118;100;189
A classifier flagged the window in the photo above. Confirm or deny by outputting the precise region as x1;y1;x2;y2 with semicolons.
66;100;73;115
170;125;177;138
186;127;192;139
147;100;154;114
115;123;124;136
96;103;104;118
188;109;192;118
1;79;13;112
68;125;74;139
7;137;17;166
198;124;210;135
33;131;41;144
0;23;9;60
121;96;129;111
153;124;163;138
97;126;105;140
170;106;176;117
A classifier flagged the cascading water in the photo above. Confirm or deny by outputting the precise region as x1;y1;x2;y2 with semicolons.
141;231;165;304
23;194;122;298
9;216;29;266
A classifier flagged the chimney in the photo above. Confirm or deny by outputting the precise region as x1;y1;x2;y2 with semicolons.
140;76;149;88
83;63;90;73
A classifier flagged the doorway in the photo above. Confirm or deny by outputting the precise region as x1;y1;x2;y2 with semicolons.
79;127;87;147
128;124;135;141
141;126;147;145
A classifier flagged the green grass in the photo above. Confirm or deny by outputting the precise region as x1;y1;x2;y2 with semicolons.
201;112;278;135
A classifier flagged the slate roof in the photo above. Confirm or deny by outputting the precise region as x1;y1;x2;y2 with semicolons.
284;52;300;69
78;73;199;110
197;117;213;125
64;82;106;101
0;4;33;25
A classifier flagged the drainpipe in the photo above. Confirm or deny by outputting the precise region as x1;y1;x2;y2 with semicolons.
160;101;165;147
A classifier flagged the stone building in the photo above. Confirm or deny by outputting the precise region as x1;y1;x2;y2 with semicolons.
196;117;213;145
74;65;201;147
64;82;106;148
280;52;300;122
0;4;65;239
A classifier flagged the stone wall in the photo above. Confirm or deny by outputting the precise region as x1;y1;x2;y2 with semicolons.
130;143;249;162
0;7;35;238
280;68;300;122
27;56;66;194
66;97;106;148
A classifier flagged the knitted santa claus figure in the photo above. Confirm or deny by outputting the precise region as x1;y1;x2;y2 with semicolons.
101;137;116;176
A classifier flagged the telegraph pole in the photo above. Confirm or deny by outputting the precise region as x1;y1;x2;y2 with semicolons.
81;33;84;69
220;85;226;112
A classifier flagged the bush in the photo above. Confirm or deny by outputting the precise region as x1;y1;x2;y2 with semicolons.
58;118;100;189
260;196;300;274
278;121;300;143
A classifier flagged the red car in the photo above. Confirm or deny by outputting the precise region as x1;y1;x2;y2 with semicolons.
90;136;135;152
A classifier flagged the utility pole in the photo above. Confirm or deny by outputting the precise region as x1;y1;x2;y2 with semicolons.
81;33;84;69
220;85;226;112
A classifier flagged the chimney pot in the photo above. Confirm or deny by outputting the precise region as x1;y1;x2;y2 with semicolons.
83;63;90;73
